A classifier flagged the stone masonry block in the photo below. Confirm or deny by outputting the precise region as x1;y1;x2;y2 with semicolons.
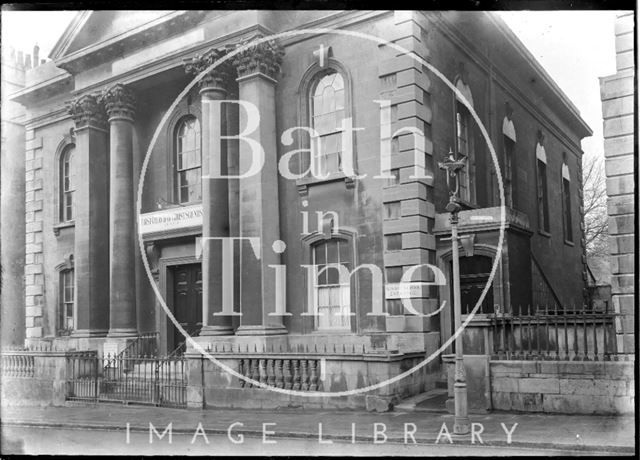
603;115;634;138
611;273;634;294
616;50;634;71
615;14;634;35
607;195;635;216
608;214;634;234
26;200;43;212
25;284;43;296
615;32;633;53
609;234;634;255
491;377;518;393
25;243;42;254
603;135;633;158
26;221;43;233
600;72;634;100
559;378;628;396
25;136;43;151
25;306;42;317
610;254;634;274
518;377;560;394
601;95;634;118
26;327;43;338
606;174;633;196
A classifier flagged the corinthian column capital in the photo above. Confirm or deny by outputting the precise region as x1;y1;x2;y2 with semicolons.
232;37;284;82
184;48;235;93
66;94;107;130
101;83;136;122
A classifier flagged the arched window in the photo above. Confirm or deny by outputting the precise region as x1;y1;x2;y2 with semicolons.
535;135;550;233
310;70;345;176
59;145;75;222
175;116;202;204
561;154;573;242
502;102;517;208
312;238;351;330
453;71;474;204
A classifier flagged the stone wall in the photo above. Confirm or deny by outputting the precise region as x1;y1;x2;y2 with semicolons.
490;360;634;415
600;12;635;353
24;129;46;340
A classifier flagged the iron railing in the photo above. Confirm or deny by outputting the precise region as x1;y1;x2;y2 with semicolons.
66;352;186;407
490;306;633;361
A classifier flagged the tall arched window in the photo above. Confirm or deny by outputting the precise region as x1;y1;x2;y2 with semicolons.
453;70;474;204
561;154;573;243
535;136;550;233
310;70;345;176
312;238;351;330
175;116;202;204
59;145;75;222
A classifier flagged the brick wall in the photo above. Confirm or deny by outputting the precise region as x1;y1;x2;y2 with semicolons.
600;12;634;353
491;360;634;414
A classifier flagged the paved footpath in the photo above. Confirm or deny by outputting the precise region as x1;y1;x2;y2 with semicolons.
1;404;636;454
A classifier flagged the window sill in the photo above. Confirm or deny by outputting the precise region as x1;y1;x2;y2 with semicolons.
538;229;551;238
564;239;575;247
53;221;75;236
297;172;357;196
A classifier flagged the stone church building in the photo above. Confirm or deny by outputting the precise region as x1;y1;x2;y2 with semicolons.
3;10;593;406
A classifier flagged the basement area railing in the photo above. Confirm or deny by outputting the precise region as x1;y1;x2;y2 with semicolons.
490;306;634;361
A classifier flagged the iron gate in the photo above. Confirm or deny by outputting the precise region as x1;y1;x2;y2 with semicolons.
66;352;187;407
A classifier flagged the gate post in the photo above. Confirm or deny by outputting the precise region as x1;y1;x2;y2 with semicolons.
185;352;205;409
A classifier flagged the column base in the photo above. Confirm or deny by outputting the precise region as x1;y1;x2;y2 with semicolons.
199;325;235;336
107;328;139;338
71;329;109;338
235;325;288;336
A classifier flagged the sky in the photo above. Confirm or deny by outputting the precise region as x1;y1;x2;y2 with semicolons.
0;9;626;163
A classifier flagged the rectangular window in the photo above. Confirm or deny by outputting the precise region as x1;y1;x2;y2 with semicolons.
313;239;351;331
384;201;401;220
536;159;550;233
384;233;402;251
562;177;573;242
59;269;74;334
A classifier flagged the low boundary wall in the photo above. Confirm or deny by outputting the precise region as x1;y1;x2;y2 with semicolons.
490;360;635;414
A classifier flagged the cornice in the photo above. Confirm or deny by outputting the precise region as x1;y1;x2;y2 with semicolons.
426;11;589;158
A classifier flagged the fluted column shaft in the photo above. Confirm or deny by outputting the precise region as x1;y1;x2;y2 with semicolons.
103;84;138;337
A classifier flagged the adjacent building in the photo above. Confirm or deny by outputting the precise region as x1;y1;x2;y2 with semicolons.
600;12;635;353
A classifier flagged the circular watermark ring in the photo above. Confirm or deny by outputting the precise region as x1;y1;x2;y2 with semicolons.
136;27;506;398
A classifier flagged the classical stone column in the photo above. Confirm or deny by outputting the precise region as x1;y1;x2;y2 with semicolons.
67;95;110;337
233;39;287;335
102;83;138;337
184;49;233;335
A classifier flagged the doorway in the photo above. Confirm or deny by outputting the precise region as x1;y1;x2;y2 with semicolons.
169;263;202;355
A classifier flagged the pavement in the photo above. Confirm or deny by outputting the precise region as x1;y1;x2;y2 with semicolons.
0;403;636;454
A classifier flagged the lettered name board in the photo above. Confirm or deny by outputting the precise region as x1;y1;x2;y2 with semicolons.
385;282;423;299
139;204;203;235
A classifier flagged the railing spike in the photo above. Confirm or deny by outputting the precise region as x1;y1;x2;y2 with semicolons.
314;344;317;352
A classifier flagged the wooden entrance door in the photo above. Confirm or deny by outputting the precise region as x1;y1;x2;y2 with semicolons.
170;264;202;354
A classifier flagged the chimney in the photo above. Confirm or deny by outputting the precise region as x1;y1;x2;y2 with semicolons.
24;53;32;69
33;44;40;67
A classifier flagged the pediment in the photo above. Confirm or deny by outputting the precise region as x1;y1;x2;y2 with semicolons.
50;11;175;60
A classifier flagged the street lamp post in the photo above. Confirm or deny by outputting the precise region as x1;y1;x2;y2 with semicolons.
438;149;470;435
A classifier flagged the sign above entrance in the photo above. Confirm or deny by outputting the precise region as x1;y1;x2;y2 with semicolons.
385;282;423;299
139;204;203;236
